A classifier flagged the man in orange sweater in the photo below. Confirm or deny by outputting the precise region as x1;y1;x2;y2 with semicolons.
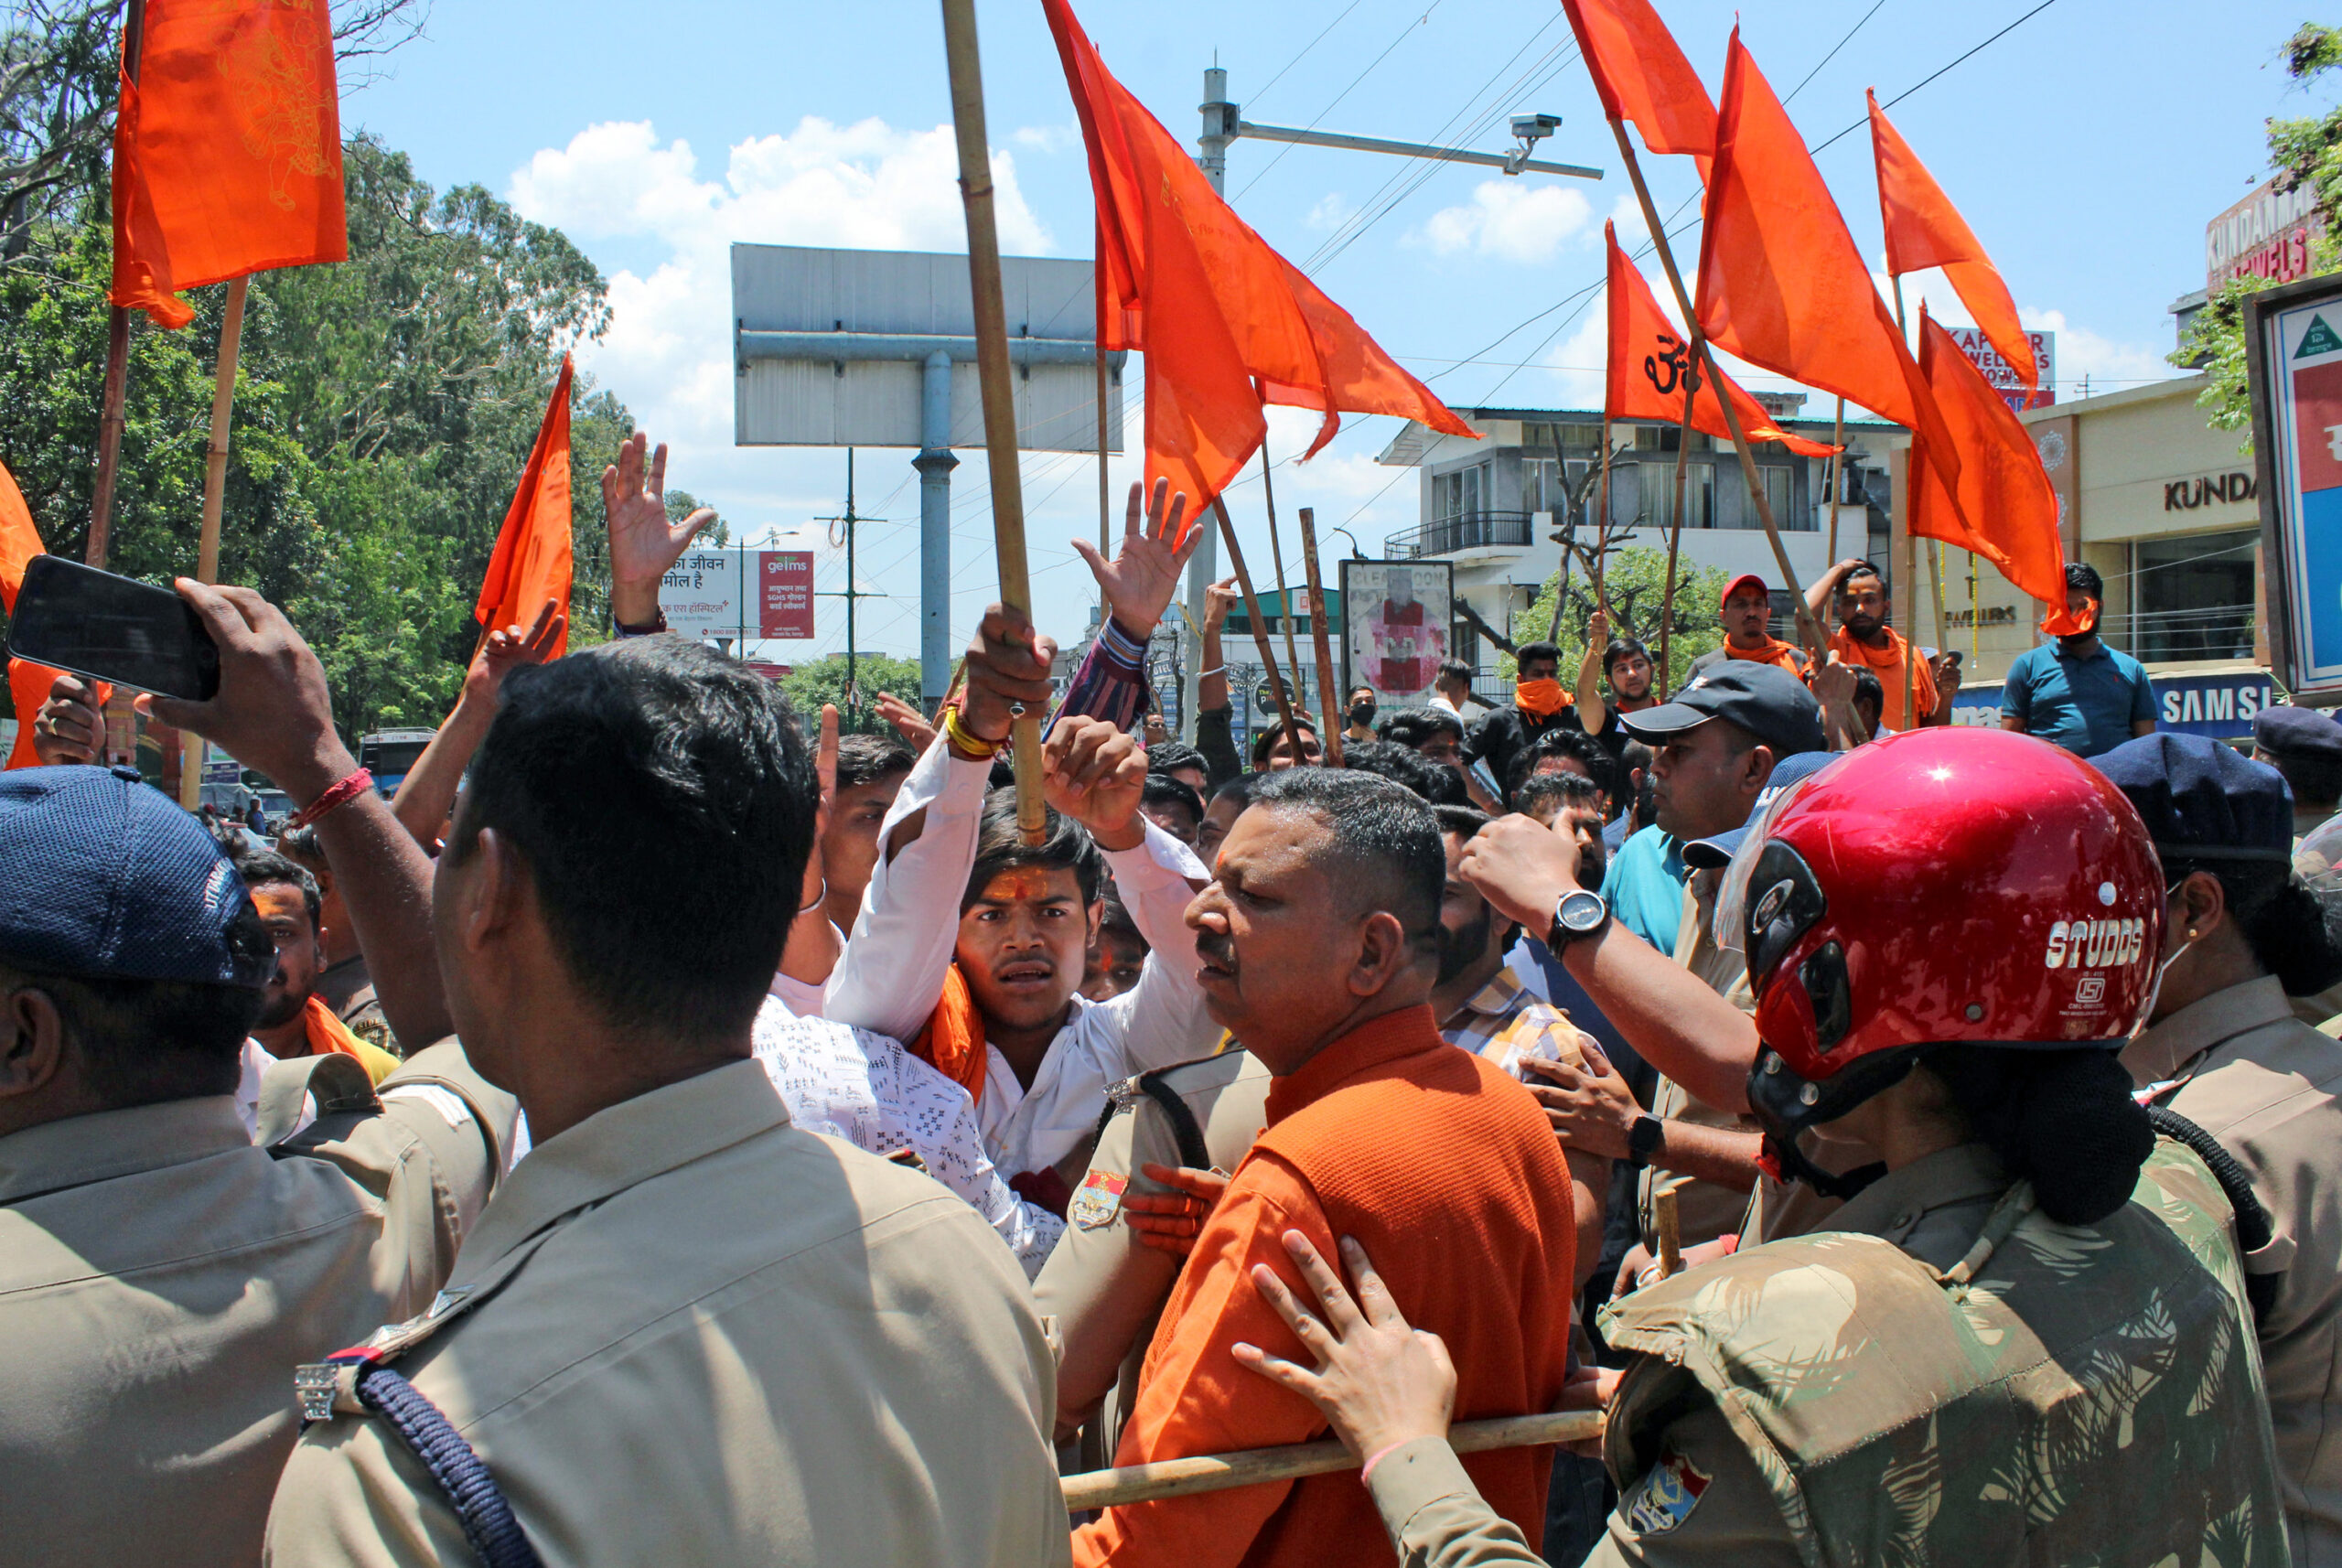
1071;769;1576;1568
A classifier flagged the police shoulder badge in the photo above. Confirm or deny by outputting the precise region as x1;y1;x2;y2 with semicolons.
1624;1446;1711;1536
1069;1169;1129;1230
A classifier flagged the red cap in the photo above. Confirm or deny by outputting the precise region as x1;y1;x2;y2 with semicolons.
1720;573;1770;610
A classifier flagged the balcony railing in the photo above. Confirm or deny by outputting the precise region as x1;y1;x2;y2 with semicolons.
1383;510;1534;560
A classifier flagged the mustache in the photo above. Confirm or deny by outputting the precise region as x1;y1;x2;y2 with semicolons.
1196;931;1239;972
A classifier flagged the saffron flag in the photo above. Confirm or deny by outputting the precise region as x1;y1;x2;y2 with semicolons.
473;355;574;658
1044;0;1472;534
1559;0;1716;176
1694;31;1957;481
1605;223;1836;458
1868;91;2036;387
111;0;347;328
1;460;79;770
1909;310;2082;632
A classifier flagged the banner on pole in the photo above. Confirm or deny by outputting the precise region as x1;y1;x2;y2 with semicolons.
2248;274;2342;703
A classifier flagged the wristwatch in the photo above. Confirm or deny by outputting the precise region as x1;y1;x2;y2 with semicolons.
1546;887;1610;950
1627;1113;1665;1166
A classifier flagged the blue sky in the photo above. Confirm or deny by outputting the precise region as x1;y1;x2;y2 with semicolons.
343;0;2328;666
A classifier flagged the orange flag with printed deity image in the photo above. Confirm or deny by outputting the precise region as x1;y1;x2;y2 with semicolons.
1043;0;1473;536
1558;0;1717;177
473;355;575;659
1868;91;2036;388
1605;223;1837;458
1695;30;1959;488
1909;310;2082;633
111;0;347;329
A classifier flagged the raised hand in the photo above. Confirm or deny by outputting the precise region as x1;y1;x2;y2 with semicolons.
1070;478;1202;639
466;599;566;703
604;431;716;626
30;673;105;765
960;604;1057;746
1202;575;1241;637
873;692;939;753
145;582;351;805
1041;714;1148;851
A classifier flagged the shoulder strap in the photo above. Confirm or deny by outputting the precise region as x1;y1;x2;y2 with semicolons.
1135;1069;1214;1169
258;1051;377;1148
343;1359;543;1568
2145;1106;2283;1325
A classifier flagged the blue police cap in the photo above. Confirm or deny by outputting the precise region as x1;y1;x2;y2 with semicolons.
2254;703;2342;763
0;766;273;986
2094;732;2294;865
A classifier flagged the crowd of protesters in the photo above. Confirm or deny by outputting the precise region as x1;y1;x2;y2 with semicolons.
5;435;2342;1568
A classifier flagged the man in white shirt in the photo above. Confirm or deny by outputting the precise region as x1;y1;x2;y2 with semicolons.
828;613;1218;1197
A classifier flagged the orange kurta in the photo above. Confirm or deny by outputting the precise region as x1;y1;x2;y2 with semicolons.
1830;625;1939;733
1071;1005;1575;1568
1724;637;1810;682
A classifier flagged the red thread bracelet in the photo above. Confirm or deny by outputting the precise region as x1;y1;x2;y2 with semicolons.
286;768;374;830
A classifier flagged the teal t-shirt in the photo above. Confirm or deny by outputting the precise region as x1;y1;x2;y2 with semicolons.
2001;640;2156;758
1602;824;1686;954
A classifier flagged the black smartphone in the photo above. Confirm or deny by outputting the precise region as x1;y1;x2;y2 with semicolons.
4;556;219;701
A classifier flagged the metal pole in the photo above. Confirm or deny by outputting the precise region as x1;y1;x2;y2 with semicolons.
179;274;248;809
916;349;957;709
87;0;146;567
1606;116;1824;660
941;0;1047;840
1177;64;1230;744
1295;507;1345;767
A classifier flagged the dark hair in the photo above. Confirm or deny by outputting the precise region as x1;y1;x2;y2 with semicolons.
274;823;324;869
231;845;320;933
1924;1046;2152;1226
1603;638;1650;678
1432;803;1493;840
1841;563;1887;596
1508;727;1617;808
1140;772;1206;828
451;639;818;1050
1348;685;1377;703
1621;738;1657;828
966;787;1103;912
2164;855;2342;996
1515;770;1599;818
1435;659;1475;688
1344;739;1466;805
1376;707;1465;749
1146;740;1208;779
1250;715;1319;768
1849;665;1884;711
835;733;915;790
2067;562;2104;600
1247;768;1445;950
2270;749;2342;811
1516;640;1562;671
1210;771;1263;811
0;957;260;1109
1097;892;1145;949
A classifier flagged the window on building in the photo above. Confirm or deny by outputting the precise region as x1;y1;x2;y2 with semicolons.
1765;465;1796;530
1609;461;1642;528
1560;422;1603;455
2128;529;2257;663
1526;458;1563;516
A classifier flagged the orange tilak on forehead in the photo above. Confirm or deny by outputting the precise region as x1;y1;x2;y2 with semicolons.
977;867;1065;905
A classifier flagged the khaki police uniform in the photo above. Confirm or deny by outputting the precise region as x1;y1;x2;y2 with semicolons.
1035;1049;1273;1465
263;1057;1069;1568
2128;972;2342;1566
0;1045;509;1568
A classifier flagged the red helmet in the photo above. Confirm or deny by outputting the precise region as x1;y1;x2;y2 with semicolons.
1729;727;2164;1187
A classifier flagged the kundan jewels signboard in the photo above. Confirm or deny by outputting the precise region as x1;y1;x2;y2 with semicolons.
1338;559;1452;704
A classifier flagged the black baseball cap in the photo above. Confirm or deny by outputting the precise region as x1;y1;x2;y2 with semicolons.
1625;661;1825;759
0;766;274;986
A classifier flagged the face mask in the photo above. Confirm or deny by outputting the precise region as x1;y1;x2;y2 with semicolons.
2136;892;2197;1026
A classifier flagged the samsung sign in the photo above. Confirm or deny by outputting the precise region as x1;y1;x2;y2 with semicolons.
1951;671;2278;740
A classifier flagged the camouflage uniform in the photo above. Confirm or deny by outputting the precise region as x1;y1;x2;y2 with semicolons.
1584;1137;2288;1567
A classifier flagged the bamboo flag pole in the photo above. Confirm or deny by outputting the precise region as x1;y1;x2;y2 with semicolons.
1929;540;1949;657
1659;363;1698;686
1605;116;1825;663
1823;395;1846;560
1892;279;1917;727
1295;506;1345;767
1211;495;1307;766
177;274;249;810
1061;1409;1606;1511
1096;344;1112;554
1258;448;1307;721
940;0;1046;842
86;0;148;568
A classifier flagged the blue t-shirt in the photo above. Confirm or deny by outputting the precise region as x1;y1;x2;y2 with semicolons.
2001;640;2157;758
1601;823;1686;953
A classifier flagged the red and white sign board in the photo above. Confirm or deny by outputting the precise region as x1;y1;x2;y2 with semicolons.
759;551;814;639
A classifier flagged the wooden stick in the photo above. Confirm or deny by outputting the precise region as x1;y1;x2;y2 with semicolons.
1259;448;1307;724
1823;395;1845;561
1096;342;1112;554
1892;282;1916;726
179;274;249;810
1659;364;1696;687
1607;116;1823;661
85;0;146;568
1060;1409;1606;1512
1655;1184;1684;1280
1212;496;1306;766
1295;507;1345;767
940;0;1045;842
1929;540;1949;659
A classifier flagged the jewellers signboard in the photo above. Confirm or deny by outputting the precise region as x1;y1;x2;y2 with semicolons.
1946;327;2055;413
2210;177;2325;295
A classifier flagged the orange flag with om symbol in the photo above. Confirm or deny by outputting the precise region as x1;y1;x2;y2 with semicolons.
111;0;347;328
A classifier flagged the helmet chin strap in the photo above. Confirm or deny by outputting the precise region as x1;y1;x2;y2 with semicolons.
1746;1043;1924;1201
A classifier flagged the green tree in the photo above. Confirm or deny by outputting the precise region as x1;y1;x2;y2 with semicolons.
779;652;925;732
2176;23;2342;438
1510;545;1732;697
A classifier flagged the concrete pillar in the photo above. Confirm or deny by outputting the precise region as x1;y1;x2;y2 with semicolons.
916;349;959;708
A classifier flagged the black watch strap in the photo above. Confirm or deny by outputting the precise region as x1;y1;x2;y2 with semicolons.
1627;1113;1664;1165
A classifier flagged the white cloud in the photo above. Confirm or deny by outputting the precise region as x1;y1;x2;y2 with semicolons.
1011;124;1079;154
1305;192;1353;231
1413;179;1594;263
